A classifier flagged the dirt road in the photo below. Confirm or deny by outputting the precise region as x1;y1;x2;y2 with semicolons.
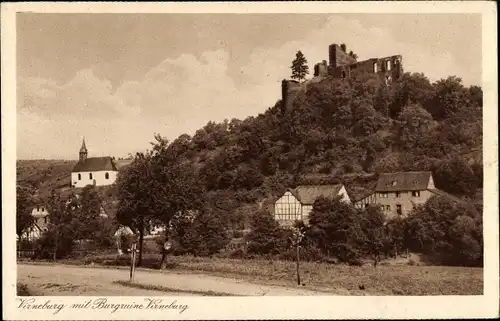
18;264;327;296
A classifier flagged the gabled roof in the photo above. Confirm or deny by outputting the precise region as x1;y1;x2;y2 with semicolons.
72;157;117;172
428;189;463;203
375;171;432;192
290;184;344;205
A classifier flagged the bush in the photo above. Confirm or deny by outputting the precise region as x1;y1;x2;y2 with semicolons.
405;195;482;267
33;231;74;260
246;210;289;256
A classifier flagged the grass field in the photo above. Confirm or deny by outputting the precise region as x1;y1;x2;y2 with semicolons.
28;253;483;296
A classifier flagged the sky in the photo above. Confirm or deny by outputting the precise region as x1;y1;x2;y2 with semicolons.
16;13;482;160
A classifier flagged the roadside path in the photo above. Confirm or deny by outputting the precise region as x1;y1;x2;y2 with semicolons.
18;264;327;296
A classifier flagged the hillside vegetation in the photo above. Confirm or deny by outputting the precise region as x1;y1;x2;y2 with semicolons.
159;72;483;222
17;71;483;220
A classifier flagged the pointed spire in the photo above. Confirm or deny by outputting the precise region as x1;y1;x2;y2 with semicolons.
80;137;87;153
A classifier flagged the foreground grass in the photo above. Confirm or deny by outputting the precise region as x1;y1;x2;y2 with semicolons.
17;283;32;296
22;253;483;296
113;280;233;296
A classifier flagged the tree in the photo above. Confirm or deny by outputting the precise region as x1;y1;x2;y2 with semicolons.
307;196;361;262
291;51;309;82
348;50;358;60
405;195;482;266
116;152;158;266
44;190;75;261
246;209;288;256
73;185;102;241
16;186;35;240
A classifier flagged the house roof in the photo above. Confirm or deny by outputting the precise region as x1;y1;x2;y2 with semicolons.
72;157;117;172
428;189;463;203
290;184;344;205
375;171;432;192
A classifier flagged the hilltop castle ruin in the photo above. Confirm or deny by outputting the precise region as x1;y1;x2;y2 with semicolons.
281;43;404;112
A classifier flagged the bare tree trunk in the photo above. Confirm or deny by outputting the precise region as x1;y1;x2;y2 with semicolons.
138;218;144;267
160;248;168;270
53;232;58;262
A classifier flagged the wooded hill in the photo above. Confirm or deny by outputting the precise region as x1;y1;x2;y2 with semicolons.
17;71;483;231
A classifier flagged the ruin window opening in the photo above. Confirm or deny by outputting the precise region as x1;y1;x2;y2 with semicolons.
396;204;402;215
373;62;378;73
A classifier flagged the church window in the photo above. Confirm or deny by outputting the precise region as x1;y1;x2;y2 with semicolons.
105;172;109;179
89;173;93;179
78;174;81;180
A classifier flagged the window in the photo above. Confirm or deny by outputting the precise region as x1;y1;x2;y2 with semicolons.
105;172;109;179
41;207;45;212
392;181;397;186
89;173;93;179
365;204;369;209
78;173;81;180
412;191;420;197
396;205;402;215
386;60;391;71
385;205;390;211
380;205;385;211
395;192;400;198
373;62;378;73
341;71;346;78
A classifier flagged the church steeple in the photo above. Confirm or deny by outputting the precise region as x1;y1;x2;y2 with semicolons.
79;137;88;163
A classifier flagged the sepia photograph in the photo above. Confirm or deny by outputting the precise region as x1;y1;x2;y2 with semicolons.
2;1;498;320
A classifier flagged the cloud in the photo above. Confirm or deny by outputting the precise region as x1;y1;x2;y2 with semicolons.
17;15;473;159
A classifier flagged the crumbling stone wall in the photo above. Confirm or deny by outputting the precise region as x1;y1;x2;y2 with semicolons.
329;44;357;68
350;55;404;83
281;79;304;113
313;60;329;77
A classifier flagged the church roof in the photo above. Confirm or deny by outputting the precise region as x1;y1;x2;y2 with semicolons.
375;172;432;192
80;138;87;153
290;184;345;205
72;157;117;172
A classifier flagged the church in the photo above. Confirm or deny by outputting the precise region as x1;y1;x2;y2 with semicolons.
71;138;119;188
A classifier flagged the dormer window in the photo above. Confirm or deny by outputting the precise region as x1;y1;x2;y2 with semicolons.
412;180;418;185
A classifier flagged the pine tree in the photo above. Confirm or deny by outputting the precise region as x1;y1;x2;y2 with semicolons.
291;51;309;82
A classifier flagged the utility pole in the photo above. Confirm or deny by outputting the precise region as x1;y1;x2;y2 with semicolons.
129;242;137;283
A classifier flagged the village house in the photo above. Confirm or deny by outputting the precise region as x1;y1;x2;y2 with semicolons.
354;171;461;218
26;196;109;241
274;184;351;225
25;205;49;241
71;138;119;188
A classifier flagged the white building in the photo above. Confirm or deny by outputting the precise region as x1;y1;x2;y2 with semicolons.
274;184;351;225
25;206;49;241
71;138;119;188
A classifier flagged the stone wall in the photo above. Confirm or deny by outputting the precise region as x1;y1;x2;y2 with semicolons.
281;79;304;113
329;44;357;68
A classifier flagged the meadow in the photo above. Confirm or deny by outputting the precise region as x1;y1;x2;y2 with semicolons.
23;253;483;296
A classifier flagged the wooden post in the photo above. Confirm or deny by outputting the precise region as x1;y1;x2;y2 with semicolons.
296;242;300;286
130;243;137;283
